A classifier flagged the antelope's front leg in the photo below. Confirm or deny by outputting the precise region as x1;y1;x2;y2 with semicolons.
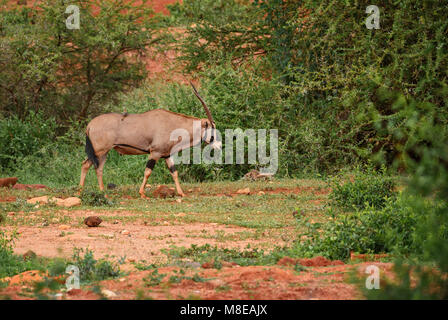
139;159;156;199
165;157;185;197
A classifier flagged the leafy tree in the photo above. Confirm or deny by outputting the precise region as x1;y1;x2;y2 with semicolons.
0;0;162;121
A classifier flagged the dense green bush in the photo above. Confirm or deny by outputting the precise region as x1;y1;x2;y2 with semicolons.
293;193;432;261
167;0;448;171
329;166;396;210
0;112;56;170
364;96;448;299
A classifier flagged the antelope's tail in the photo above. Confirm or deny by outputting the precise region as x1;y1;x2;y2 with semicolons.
85;134;99;169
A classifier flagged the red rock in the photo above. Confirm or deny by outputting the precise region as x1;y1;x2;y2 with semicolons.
84;216;102;227
0;177;18;188
298;256;345;267
277;257;299;266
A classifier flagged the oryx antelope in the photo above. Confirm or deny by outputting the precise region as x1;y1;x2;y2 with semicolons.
79;83;221;198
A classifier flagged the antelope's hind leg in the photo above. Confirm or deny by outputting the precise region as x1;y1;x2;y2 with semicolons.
166;157;185;197
95;153;109;192
79;159;92;192
139;158;157;199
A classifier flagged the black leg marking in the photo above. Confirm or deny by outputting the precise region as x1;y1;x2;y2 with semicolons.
168;164;176;173
146;159;156;170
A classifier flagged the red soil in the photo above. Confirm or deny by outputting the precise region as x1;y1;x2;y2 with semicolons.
0;262;394;300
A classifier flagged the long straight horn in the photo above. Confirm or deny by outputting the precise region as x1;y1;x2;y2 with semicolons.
190;81;214;124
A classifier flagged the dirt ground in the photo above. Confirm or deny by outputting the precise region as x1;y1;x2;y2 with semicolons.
0;259;393;300
0;180;390;300
6;221;276;264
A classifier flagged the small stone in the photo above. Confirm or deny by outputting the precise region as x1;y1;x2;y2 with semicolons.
176;198;182;203
258;191;265;195
101;289;117;298
236;188;250;195
121;230;130;236
62;197;81;208
113;220;119;224
58;225;70;230
84;216;102;227
27;196;49;205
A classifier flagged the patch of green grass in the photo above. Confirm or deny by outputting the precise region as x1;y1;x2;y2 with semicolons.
132;260;158;271
143;269;166;287
216;284;231;292
163;243;287;267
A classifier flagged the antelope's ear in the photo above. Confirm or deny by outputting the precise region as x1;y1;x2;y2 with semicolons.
201;119;210;128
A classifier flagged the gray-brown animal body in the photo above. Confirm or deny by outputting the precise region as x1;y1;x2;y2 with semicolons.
87;109;207;158
79;84;220;198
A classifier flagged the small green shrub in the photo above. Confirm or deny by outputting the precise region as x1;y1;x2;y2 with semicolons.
329;166;396;210
0;230;44;278
71;248;120;283
143;269;166;287
80;190;113;207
